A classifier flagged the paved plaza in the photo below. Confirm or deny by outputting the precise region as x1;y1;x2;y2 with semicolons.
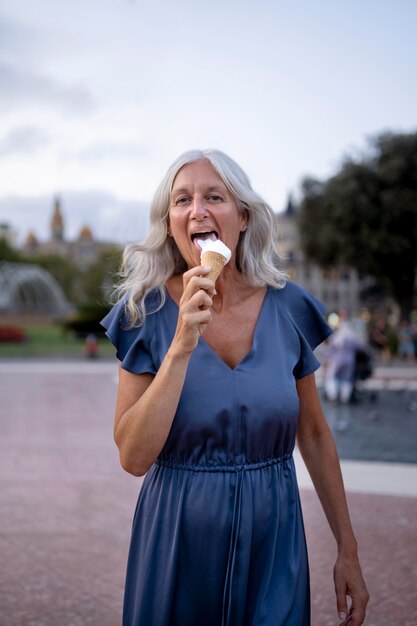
0;360;416;626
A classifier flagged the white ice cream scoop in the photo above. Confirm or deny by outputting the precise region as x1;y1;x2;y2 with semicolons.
197;238;232;263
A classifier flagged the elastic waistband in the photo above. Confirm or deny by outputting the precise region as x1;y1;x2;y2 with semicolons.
155;453;292;473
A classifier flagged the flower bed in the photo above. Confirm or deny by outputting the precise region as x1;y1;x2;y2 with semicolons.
0;326;28;343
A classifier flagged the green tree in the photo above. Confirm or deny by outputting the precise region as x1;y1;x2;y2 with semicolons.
30;253;80;303
76;245;123;306
298;131;417;318
63;246;122;336
0;238;24;262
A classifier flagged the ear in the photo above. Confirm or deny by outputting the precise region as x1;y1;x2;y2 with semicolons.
240;207;249;231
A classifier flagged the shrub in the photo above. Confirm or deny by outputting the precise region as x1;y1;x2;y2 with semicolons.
62;302;111;339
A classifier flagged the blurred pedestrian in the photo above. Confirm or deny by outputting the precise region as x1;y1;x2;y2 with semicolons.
386;324;399;359
410;317;417;360
368;317;388;354
368;316;392;361
325;319;368;404
85;333;98;359
398;320;415;362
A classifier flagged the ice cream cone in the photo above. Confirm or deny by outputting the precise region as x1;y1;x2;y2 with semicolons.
201;250;227;282
197;237;231;283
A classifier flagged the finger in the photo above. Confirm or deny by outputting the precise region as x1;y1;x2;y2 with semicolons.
181;284;215;309
348;583;369;626
338;613;353;626
198;266;216;294
182;309;212;331
182;265;211;289
335;583;348;623
198;309;212;327
182;272;215;299
194;270;216;294
347;603;367;626
192;289;213;311
181;285;213;310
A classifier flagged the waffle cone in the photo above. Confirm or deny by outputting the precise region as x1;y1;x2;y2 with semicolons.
201;250;227;281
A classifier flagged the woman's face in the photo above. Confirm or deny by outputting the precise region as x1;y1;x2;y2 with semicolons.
168;159;247;269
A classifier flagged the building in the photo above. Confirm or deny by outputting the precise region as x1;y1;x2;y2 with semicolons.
22;196;120;269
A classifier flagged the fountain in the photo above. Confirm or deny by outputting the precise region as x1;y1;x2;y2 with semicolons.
0;261;71;314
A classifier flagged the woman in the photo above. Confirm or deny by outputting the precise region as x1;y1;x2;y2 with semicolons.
102;150;369;626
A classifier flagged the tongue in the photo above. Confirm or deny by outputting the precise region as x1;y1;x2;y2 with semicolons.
193;232;217;250
197;232;217;241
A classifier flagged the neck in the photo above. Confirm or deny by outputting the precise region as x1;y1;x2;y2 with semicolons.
210;267;250;311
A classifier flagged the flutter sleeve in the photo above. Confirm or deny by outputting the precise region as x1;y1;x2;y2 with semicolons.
100;296;157;375
283;282;333;379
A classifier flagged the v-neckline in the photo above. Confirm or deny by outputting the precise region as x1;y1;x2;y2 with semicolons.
164;285;270;371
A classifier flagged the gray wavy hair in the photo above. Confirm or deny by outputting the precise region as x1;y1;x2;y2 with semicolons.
113;149;287;326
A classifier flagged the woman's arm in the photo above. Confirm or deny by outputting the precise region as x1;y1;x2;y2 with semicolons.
113;266;215;476
296;373;369;626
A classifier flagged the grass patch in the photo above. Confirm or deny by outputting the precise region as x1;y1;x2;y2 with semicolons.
0;324;115;359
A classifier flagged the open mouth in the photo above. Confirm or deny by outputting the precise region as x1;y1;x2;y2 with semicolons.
191;230;218;251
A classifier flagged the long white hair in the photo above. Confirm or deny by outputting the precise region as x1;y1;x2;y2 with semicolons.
113;149;287;326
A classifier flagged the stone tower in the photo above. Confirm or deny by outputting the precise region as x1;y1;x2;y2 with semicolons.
51;196;64;241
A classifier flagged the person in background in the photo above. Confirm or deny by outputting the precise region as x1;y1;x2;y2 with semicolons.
368;317;389;361
85;333;99;359
398;320;415;362
325;313;368;404
410;316;417;361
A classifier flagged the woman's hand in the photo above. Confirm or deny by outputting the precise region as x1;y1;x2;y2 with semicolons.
170;266;215;357
334;552;369;625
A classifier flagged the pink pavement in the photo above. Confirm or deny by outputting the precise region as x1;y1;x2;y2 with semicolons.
0;361;415;626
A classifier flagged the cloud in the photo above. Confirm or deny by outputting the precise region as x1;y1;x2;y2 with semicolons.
0;12;41;59
0;190;150;246
0;62;95;115
0;125;50;157
77;141;149;162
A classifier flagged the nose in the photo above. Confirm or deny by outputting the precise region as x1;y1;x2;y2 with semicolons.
190;196;208;219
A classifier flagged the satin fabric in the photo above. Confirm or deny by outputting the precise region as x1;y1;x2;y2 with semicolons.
101;281;332;626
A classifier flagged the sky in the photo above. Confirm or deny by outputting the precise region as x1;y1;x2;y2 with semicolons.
0;0;416;245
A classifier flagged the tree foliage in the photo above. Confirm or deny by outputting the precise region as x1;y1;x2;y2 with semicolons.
298;131;417;317
0;238;24;262
74;246;122;306
62;246;122;335
33;254;79;302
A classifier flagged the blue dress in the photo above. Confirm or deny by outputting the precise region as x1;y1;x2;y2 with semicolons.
101;281;332;626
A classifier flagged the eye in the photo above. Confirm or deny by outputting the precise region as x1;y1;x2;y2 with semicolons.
207;194;223;202
176;196;190;206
